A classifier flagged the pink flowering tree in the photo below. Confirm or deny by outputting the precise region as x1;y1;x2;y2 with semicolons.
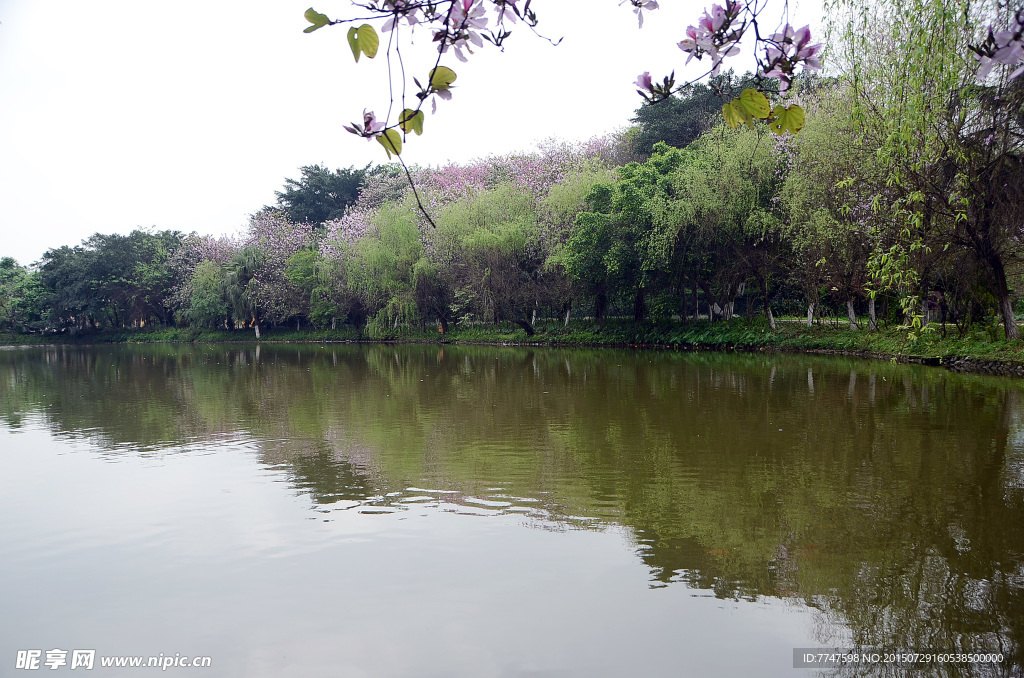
242;210;319;328
168;233;241;323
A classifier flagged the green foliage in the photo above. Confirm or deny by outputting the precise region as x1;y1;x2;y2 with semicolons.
185;260;228;329
432;184;548;327
541;165;615;232
376;129;402;158
346;202;424;336
429;66;457;91
221;246;265;327
398;109;424;136
346;24;379;61
274;164;366;226
0;258;45;332
830;0;1024;339
303;8;331;33
781;86;873;311
768;104;805;135
284;249;339;328
37;229;183;331
630;71;754;156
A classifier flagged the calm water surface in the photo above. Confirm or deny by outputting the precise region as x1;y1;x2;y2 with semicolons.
0;344;1022;677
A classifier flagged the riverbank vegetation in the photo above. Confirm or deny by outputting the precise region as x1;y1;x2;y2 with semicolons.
2;1;1022;359
3;317;1024;372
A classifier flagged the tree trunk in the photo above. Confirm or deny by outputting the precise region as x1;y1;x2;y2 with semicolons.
254;321;261;340
692;283;699;321
847;299;857;330
531;307;537;326
514;318;535;337
1000;293;1019;340
761;277;775;329
700;282;716;322
595;291;607;328
633;287;646;323
868;297;877;332
564;301;571;327
806;303;815;327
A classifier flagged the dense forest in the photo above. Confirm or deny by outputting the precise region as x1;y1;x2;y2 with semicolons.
2;24;1023;342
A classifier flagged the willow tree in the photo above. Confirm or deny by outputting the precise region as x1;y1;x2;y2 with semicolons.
782;85;879;330
830;0;1024;338
666;127;792;327
430;184;548;334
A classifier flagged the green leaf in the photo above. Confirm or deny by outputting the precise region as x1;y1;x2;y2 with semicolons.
376;129;402;158
429;66;457;91
347;27;361;61
722;100;753;129
768;104;805;135
722;101;742;129
346;24;379;61
783;104;805;134
768;105;787;135
736;88;771;119
357;24;379;58
399;109;424;136
724;101;741;129
304;8;331;33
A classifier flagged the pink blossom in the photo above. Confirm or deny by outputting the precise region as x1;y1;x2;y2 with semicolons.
678;0;745;76
381;1;421;32
343;110;386;138
760;24;822;92
620;0;660;28
975;11;1024;81
634;71;654;93
440;0;489;62
491;0;520;24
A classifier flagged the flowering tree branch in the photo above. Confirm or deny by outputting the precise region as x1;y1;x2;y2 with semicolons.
971;8;1024;81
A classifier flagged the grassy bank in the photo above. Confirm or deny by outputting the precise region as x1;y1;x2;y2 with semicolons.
3;318;1024;372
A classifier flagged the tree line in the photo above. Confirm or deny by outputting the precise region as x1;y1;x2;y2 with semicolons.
2;43;1022;340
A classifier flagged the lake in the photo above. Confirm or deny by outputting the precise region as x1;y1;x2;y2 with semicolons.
1;344;1021;677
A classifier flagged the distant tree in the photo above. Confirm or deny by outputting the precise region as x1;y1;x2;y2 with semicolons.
274;164;367;226
344;202;425;336
630;72;832;157
0;258;45;332
630;72;747;156
184;260;229;329
244;210;317;328
221;246;265;336
87;230;183;327
561;143;696;324
38;245;100;330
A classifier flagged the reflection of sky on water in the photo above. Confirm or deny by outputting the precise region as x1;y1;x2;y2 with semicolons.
0;426;824;678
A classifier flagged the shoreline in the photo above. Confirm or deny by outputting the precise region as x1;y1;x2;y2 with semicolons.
3;319;1024;378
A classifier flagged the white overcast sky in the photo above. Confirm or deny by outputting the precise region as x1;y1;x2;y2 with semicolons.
0;0;823;266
